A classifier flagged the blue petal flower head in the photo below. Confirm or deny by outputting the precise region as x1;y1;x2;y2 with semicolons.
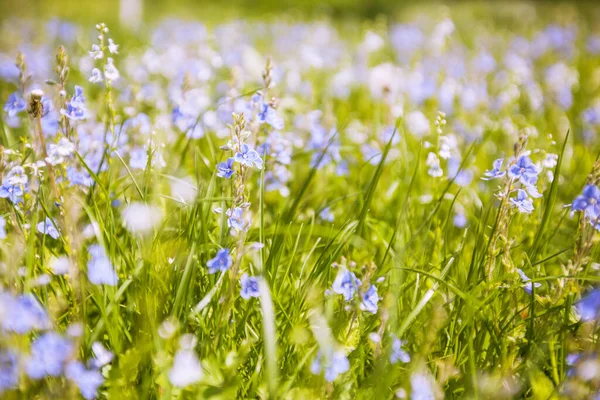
227;207;246;231
240;273;260;299
87;244;118;286
206;248;232;274
360;285;380;314
577;289;600;322
5;166;27;186
510;189;534;214
66;361;104;400
517;269;542;294
3;93;26;117
310;349;350;382
257;103;284;130
319;207;334;222
390;336;411;364
37;217;60;239
26;332;73;379
60;101;86;120
572;185;600;220
0;292;50;333
508;155;539;185
216;158;235;179
0;350;18;393
0;184;24;204
67;167;93;187
72;85;85;105
234;144;264;169
60;87;87;121
332;267;361;301
482;158;505;180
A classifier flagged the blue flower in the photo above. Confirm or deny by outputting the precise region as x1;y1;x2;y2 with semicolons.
577;289;600;322
60;102;86;120
26;332;73;379
508;155;539;185
3;93;26;117
482;158;505;180
0;183;25;204
240;273;260;299
257;103;284;130
60;86;87;121
87;244;118;286
0;350;18;393
517;269;542;294
360;285;380;314
37;217;60;239
319;207;334;222
234;144;263;170
310;349;350;382
226;207;246;231
0;292;50;333
206;248;232;274
572;185;600;220
332;268;360;301
390;336;411;364
66;361;104;400
216;158;235;179
510;189;534;214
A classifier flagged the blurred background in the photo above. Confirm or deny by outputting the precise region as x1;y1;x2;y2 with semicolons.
1;0;600;26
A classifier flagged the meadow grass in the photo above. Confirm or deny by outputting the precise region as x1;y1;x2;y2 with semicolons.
0;3;600;399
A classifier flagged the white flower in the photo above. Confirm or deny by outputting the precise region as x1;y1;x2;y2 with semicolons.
88;44;104;60
89;68;103;84
169;349;203;387
50;256;70;275
405;111;430;137
122;202;163;235
108;38;119;54
104;58;120;81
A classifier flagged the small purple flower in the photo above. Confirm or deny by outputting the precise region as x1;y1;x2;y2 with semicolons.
216;158;235;179
234;144;263;169
0;350;18;393
332;268;361;301
0;292;50;333
240;273;260;299
206;248;232;274
37;217;60;239
87;244;118;286
3;93;26;117
572;185;600;220
319;207;334;222
482;158;505;180
360;285;380;314
66;361;104;400
510;189;534;214
60;86;87;121
390;336;411;364
517;269;542;294
257;103;284;130
227;207;246;231
0;184;24;204
577;289;600;322
310;349;350;382
26;332;73;379
508;155;539;185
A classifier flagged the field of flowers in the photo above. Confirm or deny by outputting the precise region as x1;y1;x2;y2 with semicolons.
1;3;600;399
